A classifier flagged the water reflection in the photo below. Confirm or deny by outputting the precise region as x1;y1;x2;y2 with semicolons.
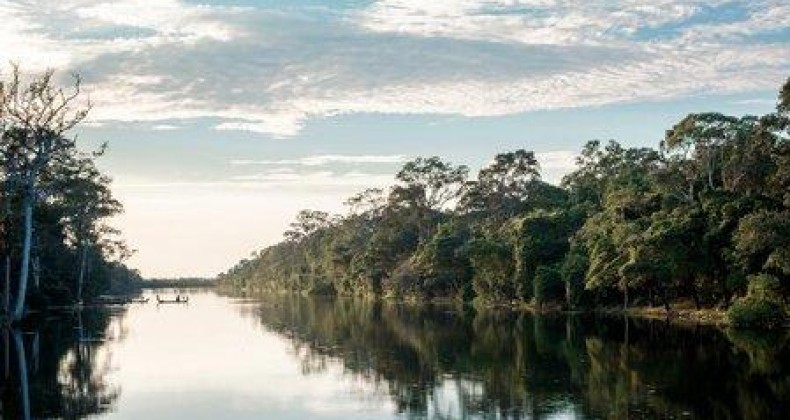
1;308;125;419
242;294;790;419
2;292;790;419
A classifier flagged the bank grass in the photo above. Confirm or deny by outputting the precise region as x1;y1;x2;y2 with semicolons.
623;305;729;326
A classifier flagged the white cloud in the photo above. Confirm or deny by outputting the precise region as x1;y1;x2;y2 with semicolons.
730;98;778;106
230;155;408;166
536;150;578;184
74;0;240;42
2;0;788;137
536;150;578;171
151;124;180;131
356;0;722;45
230;171;395;187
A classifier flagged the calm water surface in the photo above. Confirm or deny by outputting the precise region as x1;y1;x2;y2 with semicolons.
2;290;789;419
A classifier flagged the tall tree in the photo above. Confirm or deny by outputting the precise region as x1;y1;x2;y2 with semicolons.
0;66;89;321
394;156;468;211
459;149;545;219
51;155;122;301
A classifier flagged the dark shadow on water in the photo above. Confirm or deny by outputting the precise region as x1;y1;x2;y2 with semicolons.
1;307;125;419
238;294;790;419
2;293;790;419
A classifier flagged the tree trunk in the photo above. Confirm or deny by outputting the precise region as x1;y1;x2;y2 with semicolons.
3;328;8;379
623;285;629;310
32;256;39;290
13;329;31;420
13;193;33;322
77;243;88;302
722;283;732;308
4;255;10;316
692;288;701;310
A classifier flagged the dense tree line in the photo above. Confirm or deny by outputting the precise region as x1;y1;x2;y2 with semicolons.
142;277;217;289
219;79;790;327
1;66;141;322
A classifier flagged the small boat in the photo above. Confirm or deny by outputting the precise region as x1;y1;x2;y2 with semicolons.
130;297;149;304
155;295;189;304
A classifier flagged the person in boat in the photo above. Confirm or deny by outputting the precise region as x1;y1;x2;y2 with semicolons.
176;295;180;302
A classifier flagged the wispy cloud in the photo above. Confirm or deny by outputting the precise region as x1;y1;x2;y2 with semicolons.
729;98;779;106
230;171;395;187
230;155;408;166
536;151;578;171
2;0;788;136
151;123;180;131
536;150;578;184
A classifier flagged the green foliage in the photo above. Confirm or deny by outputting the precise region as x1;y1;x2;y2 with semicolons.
467;236;515;303
746;273;783;299
561;243;588;309
220;78;790;327
412;221;472;299
458;149;544;219
779;77;790;113
513;210;573;301
533;264;563;308
727;297;787;330
727;274;788;330
734;210;790;279
1;66;140;314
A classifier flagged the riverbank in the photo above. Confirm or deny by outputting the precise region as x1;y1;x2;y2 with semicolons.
621;307;728;325
430;296;731;326
523;302;729;326
229;288;735;327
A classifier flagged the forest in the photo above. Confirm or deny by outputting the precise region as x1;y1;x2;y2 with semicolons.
219;77;790;329
0;66;142;323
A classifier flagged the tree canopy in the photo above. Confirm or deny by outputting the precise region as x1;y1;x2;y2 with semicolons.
1;66;141;321
218;77;790;327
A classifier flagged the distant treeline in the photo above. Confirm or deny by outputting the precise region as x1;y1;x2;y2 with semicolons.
142;277;216;288
219;78;790;328
1;66;141;321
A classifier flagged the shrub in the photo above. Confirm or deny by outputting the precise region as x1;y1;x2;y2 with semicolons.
727;297;787;329
727;274;787;329
746;273;782;298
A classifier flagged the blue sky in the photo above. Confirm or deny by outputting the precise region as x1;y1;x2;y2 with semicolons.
2;0;788;277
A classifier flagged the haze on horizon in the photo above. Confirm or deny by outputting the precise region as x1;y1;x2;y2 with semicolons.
2;0;788;278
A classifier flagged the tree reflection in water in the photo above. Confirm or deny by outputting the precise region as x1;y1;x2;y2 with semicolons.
242;294;790;419
1;307;125;419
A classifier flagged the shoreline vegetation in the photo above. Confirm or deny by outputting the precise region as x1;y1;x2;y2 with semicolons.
140;277;217;289
1;66;142;324
223;286;732;326
219;77;790;330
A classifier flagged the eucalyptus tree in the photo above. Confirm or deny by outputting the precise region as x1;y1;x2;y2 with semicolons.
662;113;767;195
395;156;468;211
392;156;468;241
283;210;333;243
343;188;385;219
459;149;543;220
0;65;89;321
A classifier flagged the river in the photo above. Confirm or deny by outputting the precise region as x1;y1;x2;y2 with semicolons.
1;289;789;419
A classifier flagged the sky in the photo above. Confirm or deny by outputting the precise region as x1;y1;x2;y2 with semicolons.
1;0;789;278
